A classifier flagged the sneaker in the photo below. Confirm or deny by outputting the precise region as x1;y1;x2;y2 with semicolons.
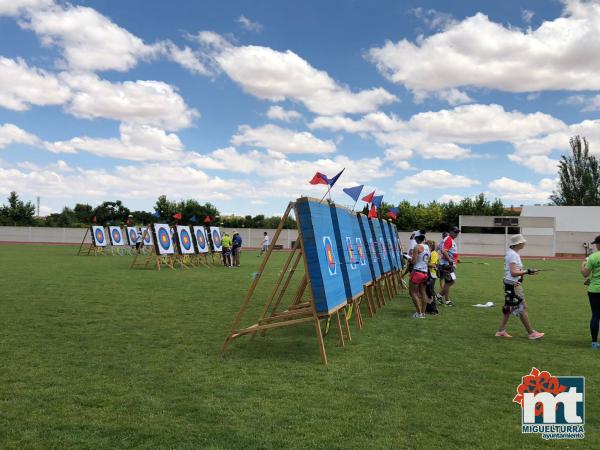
495;330;512;338
592;342;600;349
442;300;455;307
528;331;545;340
418;313;426;319
411;312;420;319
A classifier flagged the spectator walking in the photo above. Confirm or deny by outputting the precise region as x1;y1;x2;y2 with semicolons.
232;231;242;267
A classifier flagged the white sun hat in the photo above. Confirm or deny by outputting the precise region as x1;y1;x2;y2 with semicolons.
509;234;527;246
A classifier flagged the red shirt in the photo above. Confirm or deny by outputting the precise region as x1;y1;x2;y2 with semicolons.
442;236;458;263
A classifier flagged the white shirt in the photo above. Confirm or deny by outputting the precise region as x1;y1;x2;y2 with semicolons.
408;238;417;256
413;244;430;272
504;248;523;283
263;235;269;246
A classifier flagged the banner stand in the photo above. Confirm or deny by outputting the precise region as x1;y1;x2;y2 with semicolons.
130;228;175;270
220;201;352;365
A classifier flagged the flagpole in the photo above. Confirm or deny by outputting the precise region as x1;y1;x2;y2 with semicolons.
319;185;333;203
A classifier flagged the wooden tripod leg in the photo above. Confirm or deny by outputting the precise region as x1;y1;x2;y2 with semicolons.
365;285;375;317
313;314;328;365
77;228;89;256
385;275;394;301
376;281;385;307
343;306;352;341
335;312;345;347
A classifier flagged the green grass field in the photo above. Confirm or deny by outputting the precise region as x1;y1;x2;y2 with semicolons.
0;244;597;449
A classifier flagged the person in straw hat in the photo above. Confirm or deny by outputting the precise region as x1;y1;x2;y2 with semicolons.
496;234;544;340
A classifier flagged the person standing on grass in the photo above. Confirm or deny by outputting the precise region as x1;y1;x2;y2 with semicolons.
496;234;544;340
258;232;269;256
439;227;459;306
581;235;600;349
409;232;430;318
221;232;233;267
232;231;242;267
436;231;449;296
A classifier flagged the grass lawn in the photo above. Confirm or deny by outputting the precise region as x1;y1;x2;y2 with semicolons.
0;244;597;449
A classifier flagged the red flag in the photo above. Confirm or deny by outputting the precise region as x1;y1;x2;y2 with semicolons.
309;172;329;185
91;215;97;223
386;211;397;220
172;213;182;220
368;204;378;218
204;215;212;224
362;190;375;203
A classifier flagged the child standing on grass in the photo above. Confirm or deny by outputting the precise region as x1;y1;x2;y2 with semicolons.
496;234;544;340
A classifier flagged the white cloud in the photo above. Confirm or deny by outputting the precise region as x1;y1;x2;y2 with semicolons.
507;154;560;174
202;35;397;115
521;9;535;23
434;88;474;106
488;177;557;202
45;123;184;161
368;2;600;95
266;106;302;122
564;93;600;112
237;15;263;33
0;56;70;111
384;147;413;169
438;194;464;203
0;0;51;16
165;42;210;75
394;169;479;193
410;7;457;31
0;123;40;148
61;72;198;130
231;124;336;154
14;2;163;72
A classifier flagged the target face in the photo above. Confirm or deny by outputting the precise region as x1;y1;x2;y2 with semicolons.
176;226;194;254
356;237;367;265
109;226;124;246
379;238;388;260
210;227;222;251
128;227;138;244
323;236;336;276
153;224;174;255
346;237;358;269
92;226;107;247
369;238;377;262
143;227;152;245
193;226;208;253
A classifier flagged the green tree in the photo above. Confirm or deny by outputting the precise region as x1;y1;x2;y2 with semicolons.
92;200;130;225
0;191;36;225
73;203;93;224
550;136;600;205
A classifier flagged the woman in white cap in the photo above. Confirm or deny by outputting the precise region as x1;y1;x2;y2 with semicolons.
496;234;544;340
581;235;600;349
409;231;430;318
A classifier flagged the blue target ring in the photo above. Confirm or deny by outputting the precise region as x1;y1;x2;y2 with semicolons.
129;229;137;243
95;228;105;244
196;230;206;249
158;228;170;250
180;229;192;250
144;230;152;245
112;228;121;244
212;230;221;247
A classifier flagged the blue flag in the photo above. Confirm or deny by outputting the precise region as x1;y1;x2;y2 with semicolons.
342;185;364;202
327;168;345;187
151;211;160;218
372;195;384;208
190;215;197;222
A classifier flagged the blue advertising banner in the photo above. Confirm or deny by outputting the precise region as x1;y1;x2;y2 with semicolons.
296;198;348;314
368;217;391;275
387;221;402;269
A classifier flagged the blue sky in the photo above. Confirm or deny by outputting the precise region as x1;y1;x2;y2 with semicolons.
1;0;599;216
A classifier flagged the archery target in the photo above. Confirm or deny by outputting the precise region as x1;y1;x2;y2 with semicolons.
323;236;337;276
356;237;367;266
126;226;139;245
210;227;222;252
296;198;347;314
91;226;107;247
176;225;195;255
153;223;174;255
193;226;209;253
108;226;124;246
142;227;153;246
